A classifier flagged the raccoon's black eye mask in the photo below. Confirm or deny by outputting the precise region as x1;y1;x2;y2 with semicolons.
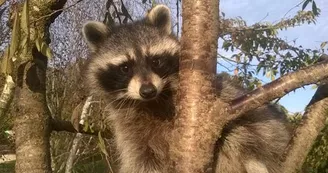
146;53;179;78
96;63;133;93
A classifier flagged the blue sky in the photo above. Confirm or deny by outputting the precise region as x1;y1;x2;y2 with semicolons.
219;0;328;113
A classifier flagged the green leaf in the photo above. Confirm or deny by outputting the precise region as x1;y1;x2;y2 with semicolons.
311;84;318;89
265;70;271;78
151;0;156;6
302;0;312;11
97;132;109;157
256;61;263;74
83;121;89;132
273;46;279;54
222;41;232;51
270;72;275;81
312;1;319;16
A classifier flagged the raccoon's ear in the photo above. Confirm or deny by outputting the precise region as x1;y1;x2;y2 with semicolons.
82;21;110;51
146;5;172;35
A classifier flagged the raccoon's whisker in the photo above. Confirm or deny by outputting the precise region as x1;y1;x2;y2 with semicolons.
107;96;124;105
126;100;135;118
114;98;128;116
105;89;128;95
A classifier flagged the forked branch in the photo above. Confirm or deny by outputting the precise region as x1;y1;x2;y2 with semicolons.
228;59;328;122
281;80;328;173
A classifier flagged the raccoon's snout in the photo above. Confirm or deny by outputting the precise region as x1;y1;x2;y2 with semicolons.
139;83;157;99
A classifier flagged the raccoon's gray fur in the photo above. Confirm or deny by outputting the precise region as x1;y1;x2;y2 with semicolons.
82;5;291;173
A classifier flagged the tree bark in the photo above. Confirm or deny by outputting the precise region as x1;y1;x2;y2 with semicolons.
281;83;328;173
170;0;220;172
0;75;15;117
51;118;113;139
14;1;67;173
15;60;53;173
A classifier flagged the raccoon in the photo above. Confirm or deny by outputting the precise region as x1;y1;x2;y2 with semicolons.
82;5;291;173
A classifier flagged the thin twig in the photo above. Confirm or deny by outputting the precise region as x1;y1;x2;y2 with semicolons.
32;0;83;23
283;0;306;19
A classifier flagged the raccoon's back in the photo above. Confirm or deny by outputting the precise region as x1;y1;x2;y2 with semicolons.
215;74;291;173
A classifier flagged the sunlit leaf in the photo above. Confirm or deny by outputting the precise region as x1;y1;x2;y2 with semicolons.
9;11;20;59
32;5;40;12
270;72;275;81
45;47;53;59
0;0;5;6
265;70;271;78
21;0;30;56
83;121;89;132
0;48;13;75
151;0;156;6
41;42;47;54
311;84;318;89
320;41;327;49
35;36;42;51
39;41;53;59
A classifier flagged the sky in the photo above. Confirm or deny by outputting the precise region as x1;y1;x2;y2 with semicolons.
218;0;328;113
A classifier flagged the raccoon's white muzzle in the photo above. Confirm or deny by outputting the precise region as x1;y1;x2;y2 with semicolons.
127;73;164;100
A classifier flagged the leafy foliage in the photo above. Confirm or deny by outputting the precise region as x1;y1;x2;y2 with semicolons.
219;7;324;89
303;123;328;173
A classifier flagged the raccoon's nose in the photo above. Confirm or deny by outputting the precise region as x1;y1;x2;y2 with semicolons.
139;83;157;99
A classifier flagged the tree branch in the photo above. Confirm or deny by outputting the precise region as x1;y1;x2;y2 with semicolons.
228;59;328;122
50;118;113;139
32;0;83;23
281;80;328;173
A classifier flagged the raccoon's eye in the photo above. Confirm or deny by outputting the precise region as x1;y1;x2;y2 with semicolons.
119;64;131;74
151;58;161;68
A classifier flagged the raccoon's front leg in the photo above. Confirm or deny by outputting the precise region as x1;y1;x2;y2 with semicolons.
118;145;168;173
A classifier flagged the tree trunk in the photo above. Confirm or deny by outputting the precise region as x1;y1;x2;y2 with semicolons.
14;1;67;173
15;56;52;173
170;0;220;172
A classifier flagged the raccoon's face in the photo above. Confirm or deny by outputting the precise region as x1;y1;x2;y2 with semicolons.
82;5;179;102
